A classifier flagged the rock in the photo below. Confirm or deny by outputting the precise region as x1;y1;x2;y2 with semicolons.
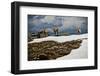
38;54;49;60
28;39;82;61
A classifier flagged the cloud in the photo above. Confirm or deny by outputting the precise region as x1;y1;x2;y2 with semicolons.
41;16;55;23
28;15;88;34
63;17;86;27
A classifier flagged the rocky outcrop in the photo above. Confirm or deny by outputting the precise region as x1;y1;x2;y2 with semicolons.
28;39;82;61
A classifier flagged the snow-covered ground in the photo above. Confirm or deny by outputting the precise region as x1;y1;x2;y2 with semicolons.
57;39;88;60
29;34;88;43
28;33;88;59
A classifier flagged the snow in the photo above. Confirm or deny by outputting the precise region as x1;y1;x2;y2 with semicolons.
28;34;88;43
28;33;88;59
56;39;88;60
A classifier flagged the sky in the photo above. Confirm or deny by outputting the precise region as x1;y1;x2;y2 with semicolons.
28;15;88;35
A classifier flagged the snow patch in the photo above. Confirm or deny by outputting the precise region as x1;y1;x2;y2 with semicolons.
56;39;88;60
29;34;88;43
